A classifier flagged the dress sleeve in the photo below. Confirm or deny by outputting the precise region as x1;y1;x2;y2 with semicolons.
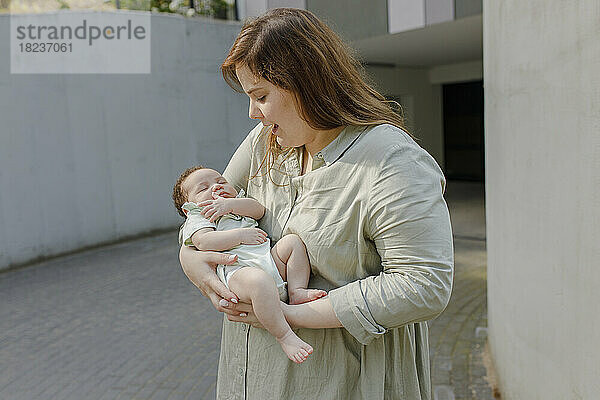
328;142;454;345
223;123;263;194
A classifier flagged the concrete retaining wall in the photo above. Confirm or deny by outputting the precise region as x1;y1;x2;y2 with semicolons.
0;12;255;270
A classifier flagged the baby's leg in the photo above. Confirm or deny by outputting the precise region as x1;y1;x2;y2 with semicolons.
227;266;313;364
271;234;327;305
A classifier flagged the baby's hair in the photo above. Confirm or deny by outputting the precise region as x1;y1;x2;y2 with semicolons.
172;165;205;218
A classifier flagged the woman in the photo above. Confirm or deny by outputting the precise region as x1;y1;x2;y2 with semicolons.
179;8;453;399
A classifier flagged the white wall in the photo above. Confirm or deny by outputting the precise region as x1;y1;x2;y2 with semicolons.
388;0;426;33
388;0;467;34
0;13;256;270
425;0;454;26
484;1;600;398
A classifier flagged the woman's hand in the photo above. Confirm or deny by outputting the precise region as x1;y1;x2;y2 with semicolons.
226;308;265;329
224;301;293;330
179;245;251;318
224;302;286;330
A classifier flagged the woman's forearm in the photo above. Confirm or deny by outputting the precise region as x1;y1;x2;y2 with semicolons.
283;296;343;329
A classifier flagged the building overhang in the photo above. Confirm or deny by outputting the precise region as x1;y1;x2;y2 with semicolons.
352;14;482;68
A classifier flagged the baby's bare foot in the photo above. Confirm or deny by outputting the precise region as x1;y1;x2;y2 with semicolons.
289;289;327;305
276;330;313;364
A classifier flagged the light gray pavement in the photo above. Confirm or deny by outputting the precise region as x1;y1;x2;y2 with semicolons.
1;180;491;400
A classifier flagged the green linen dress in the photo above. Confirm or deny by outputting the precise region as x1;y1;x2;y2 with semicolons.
217;122;454;400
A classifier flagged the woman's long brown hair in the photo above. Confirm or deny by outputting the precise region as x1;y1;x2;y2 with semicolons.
221;7;412;180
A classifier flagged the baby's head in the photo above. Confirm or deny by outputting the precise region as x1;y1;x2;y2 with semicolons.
172;166;238;218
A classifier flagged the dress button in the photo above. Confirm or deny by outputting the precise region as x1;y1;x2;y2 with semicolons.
238;367;244;375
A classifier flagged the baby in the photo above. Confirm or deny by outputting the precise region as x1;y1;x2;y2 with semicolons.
172;165;327;364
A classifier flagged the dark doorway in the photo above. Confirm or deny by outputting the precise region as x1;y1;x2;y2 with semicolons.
443;81;484;181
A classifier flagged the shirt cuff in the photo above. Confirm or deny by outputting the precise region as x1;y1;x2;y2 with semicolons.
328;279;387;345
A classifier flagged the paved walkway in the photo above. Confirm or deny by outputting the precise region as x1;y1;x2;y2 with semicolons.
429;181;493;400
1;181;491;400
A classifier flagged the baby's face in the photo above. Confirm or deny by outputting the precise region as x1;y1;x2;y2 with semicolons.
182;169;238;204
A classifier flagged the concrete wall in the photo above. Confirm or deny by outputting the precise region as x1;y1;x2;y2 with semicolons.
307;0;388;41
387;0;481;34
366;65;444;168
388;0;456;34
484;1;600;398
238;0;306;21
236;0;388;41
246;0;481;39
0;13;256;270
429;60;482;85
455;0;481;19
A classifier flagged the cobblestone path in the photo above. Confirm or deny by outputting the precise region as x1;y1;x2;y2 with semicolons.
1;181;491;400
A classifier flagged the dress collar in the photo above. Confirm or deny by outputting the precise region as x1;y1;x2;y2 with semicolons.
313;125;365;168
283;125;367;175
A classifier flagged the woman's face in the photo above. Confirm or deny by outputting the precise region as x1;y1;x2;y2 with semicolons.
235;64;315;149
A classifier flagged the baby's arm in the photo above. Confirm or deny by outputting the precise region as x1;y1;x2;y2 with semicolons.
191;226;268;251
228;198;265;219
199;196;265;222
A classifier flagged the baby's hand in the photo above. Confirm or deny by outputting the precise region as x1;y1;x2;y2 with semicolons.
198;196;233;223
212;185;235;198
238;228;268;245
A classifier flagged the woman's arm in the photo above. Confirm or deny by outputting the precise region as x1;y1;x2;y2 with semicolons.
225;295;343;329
281;297;342;328
230;142;453;339
326;142;454;345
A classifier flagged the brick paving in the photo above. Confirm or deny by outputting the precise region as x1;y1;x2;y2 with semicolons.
1;234;222;400
429;181;492;400
429;237;491;400
1;181;491;400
